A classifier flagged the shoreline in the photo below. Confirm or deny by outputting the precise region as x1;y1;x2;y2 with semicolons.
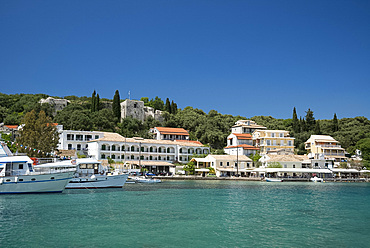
153;176;370;182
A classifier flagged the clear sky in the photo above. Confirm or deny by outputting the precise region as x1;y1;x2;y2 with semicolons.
1;0;369;120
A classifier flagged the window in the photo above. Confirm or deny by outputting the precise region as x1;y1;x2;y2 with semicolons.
80;164;87;169
19;179;23;182
131;155;134;159
101;154;106;159
227;162;229;167
68;144;72;150
102;145;106;150
50;177;55;180
315;163;319;167
85;135;92;141
112;155;115;159
77;144;81;151
95;135;99;139
76;135;83;141
220;162;223;167
288;141;292;146
267;140;271;146
280;133;284;137
121;155;125;159
293;164;295;168
19;164;23;170
67;134;74;140
31;178;36;181
112;145;116;151
271;133;275;137
131;146;135;152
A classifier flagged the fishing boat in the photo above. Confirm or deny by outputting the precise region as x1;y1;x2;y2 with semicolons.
0;146;75;194
266;178;283;182
65;158;128;189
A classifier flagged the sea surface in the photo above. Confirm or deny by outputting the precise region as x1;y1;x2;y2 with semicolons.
1;180;370;248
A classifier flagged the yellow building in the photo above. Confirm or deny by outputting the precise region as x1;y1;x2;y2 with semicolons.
252;130;295;155
305;135;347;163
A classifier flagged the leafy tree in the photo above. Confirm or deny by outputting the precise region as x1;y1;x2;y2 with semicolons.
183;161;195;175
151;96;164;111
112;90;121;121
315;120;321;135
356;138;370;169
17;110;59;157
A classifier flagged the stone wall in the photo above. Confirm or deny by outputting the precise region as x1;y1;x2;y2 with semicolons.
120;99;163;122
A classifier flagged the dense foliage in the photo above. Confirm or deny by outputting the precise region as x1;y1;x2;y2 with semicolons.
1;93;370;162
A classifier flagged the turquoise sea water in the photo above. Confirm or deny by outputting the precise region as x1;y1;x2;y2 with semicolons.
1;180;370;248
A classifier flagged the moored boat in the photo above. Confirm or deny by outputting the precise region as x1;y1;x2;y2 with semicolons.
65;158;128;189
266;178;283;182
0;155;75;194
310;176;324;182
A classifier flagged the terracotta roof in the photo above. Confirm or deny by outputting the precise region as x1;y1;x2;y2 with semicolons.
155;127;189;136
174;140;204;146
4;125;18;129
266;154;309;162
91;132;205;147
224;144;259;150
233;133;252;140
208;154;253;162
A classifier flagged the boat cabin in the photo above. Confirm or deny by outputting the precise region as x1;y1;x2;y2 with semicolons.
0;156;34;177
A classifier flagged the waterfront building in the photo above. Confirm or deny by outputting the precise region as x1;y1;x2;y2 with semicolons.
57;125;104;156
231;120;266;134
224;133;259;156
253;130;295;155
224;120;265;156
191;154;253;177
149;127;189;141
305;135;347;163
88;132;210;174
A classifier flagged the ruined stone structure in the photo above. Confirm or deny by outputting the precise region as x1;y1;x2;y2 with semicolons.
39;97;70;116
120;99;164;122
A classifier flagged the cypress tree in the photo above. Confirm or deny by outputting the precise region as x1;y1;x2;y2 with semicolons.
305;108;315;131
292;107;299;133
171;101;177;115
112;90;121;121
91;90;96;112
332;113;339;132
96;94;100;111
165;98;171;113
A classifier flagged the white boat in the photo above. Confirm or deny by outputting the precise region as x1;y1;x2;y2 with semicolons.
133;176;161;183
0;155;75;194
65;158;128;189
310;176;324;182
266;178;282;182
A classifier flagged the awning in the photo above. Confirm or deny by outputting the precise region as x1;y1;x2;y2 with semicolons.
252;168;332;174
360;170;370;173
331;169;360;173
195;168;210;172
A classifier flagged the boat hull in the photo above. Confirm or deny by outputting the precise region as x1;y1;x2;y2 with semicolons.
266;178;282;182
0;171;74;194
65;174;128;189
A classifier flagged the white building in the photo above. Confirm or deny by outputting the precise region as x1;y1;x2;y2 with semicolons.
191;154;254;177
224;133;259;156
149;127;189;141
57;125;104;155
87;132;210;174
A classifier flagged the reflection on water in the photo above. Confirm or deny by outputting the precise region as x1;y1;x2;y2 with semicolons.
1;181;370;247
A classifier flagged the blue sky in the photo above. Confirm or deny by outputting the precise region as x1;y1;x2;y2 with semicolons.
1;0;369;120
